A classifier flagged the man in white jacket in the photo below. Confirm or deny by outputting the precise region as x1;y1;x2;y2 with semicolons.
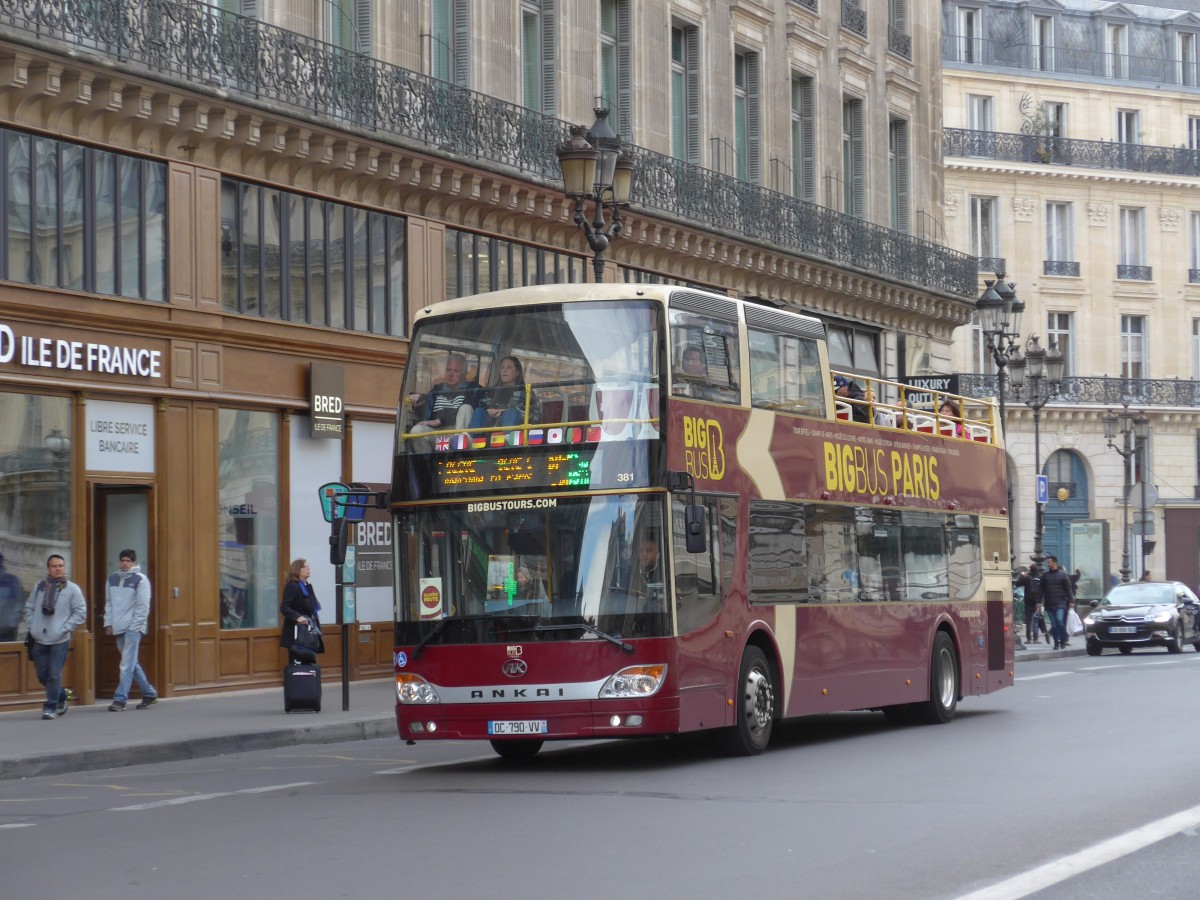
23;554;87;719
104;549;157;711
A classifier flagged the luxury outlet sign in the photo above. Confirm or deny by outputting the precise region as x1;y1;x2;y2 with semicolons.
0;323;163;379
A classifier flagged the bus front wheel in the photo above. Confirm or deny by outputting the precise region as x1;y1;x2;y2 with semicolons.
490;739;543;760
722;646;775;755
915;632;958;725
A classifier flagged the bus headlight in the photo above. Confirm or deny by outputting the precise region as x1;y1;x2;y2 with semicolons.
396;673;441;704
599;664;667;699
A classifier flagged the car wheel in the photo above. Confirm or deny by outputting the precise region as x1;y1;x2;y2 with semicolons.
915;632;959;725
1167;622;1184;654
1118;645;1134;655
721;646;775;755
490;739;543;760
1086;641;1103;657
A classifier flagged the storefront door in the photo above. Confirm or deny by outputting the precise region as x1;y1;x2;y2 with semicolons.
92;486;154;699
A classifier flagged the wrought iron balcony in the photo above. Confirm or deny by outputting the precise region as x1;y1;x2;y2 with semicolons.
944;128;1200;178
1043;260;1080;277
943;34;1200;89
1117;265;1152;281
977;257;1005;274
793;0;818;10
959;375;1200;408
0;0;978;299
841;0;866;37
888;26;912;60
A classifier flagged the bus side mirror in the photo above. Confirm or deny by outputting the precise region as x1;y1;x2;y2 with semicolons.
329;516;349;566
685;504;706;554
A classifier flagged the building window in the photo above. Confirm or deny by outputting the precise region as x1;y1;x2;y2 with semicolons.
1033;15;1054;71
1107;23;1128;79
956;6;981;63
670;22;700;164
521;0;556;115
599;0;631;139
1118;206;1146;267
1121;315;1146;379
1193;319;1200;379
888;0;911;58
218;409;279;631
1;128;166;301
1190;117;1200;151
326;0;370;53
842;96;864;218
1043;102;1066;138
966;94;993;132
733;49;761;183
825;322;880;378
1046;201;1073;264
791;74;815;202
445;228;586;297
1180;32;1198;86
1047;312;1074;376
220;179;407;335
1192;211;1200;282
430;0;469;87
889;118;909;233
1117;109;1140;144
969;196;998;259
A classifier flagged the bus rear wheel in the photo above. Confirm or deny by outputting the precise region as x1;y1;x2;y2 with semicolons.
722;646;775;755
490;739;543;760
915;632;958;725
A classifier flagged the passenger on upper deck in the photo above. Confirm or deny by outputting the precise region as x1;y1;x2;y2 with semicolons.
407;353;480;452
833;375;869;424
468;355;540;432
938;399;963;437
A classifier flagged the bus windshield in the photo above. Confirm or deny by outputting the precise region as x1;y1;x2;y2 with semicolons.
397;494;671;643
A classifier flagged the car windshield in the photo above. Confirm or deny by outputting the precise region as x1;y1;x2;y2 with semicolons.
1102;584;1176;606
395;494;671;644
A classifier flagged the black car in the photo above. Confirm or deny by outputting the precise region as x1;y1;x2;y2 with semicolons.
1083;581;1200;656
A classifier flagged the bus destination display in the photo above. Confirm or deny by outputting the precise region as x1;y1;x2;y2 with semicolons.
435;452;592;493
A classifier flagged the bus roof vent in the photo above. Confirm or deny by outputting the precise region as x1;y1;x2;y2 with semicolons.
669;290;739;323
744;305;825;340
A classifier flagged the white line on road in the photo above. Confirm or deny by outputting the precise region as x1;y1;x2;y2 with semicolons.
1078;665;1127;671
0;823;35;829
110;781;316;812
958;802;1200;900
375;754;503;775
1015;671;1072;681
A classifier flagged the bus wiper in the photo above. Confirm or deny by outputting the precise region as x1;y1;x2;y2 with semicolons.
523;621;634;653
412;617;451;660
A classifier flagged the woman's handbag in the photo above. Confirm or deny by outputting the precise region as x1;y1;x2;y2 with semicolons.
1067;608;1085;637
293;621;322;652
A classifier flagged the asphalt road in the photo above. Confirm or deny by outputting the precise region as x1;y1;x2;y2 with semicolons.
3;649;1200;900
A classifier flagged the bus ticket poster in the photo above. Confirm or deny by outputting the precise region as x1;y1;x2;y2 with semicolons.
419;578;444;619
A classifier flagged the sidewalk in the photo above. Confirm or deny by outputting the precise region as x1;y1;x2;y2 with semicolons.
1016;635;1087;661
0;678;398;781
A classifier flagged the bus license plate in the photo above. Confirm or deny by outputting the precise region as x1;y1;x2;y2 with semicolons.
488;720;548;735
1110;626;1137;634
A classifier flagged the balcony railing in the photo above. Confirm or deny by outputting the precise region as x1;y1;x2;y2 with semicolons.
1117;265;1152;281
793;0;818;10
0;0;978;298
959;375;1200;408
1043;260;1080;277
888;26;912;60
977;257;1005;274
841;0;866;37
943;34;1200;89
944;128;1200;178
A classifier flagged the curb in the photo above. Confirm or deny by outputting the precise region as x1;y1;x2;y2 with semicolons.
0;717;397;781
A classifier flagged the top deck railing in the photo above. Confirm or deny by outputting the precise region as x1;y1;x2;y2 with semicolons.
833;372;1001;447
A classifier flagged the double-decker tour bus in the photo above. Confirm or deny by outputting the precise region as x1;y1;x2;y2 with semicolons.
389;284;1013;758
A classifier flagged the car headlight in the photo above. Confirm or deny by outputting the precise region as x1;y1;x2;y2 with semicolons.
396;673;441;704
1083;614;1096;625
599;664;667;699
1153;610;1174;624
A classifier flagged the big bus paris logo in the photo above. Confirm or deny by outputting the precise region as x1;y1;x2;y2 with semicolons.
682;416;725;481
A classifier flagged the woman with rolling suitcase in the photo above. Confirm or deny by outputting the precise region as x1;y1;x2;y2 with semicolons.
280;558;325;712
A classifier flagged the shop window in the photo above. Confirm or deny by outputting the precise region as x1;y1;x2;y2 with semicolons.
219;409;279;631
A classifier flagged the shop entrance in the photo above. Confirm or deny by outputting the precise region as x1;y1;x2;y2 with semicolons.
91;486;154;700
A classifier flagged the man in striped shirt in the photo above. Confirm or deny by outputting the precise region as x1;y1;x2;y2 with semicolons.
407;353;479;453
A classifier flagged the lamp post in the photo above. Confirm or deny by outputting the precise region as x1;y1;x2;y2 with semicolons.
1102;404;1151;582
1007;334;1064;568
44;428;71;541
556;108;635;282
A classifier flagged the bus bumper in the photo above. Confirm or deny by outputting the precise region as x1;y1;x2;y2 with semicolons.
395;699;682;742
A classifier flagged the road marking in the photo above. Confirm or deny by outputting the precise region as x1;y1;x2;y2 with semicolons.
958;802;1200;899
0;823;35;829
1079;665;1127;671
1015;672;1072;682
375;754;499;775
111;781;316;812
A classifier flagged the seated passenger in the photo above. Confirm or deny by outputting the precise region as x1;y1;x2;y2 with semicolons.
681;346;706;377
833;375;869;423
468;355;540;432
938;398;963;437
407;353;479;452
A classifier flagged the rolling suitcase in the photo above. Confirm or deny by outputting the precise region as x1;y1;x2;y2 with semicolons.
283;662;321;712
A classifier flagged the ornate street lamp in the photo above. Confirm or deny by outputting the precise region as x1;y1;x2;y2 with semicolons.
556;108;635;281
44;428;71;542
1102;405;1151;582
1008;334;1064;568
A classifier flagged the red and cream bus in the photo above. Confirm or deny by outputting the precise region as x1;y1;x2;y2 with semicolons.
389;284;1013;758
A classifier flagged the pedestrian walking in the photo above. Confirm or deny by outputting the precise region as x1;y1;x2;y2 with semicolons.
22;554;86;719
1015;564;1044;644
1041;555;1076;650
104;548;157;711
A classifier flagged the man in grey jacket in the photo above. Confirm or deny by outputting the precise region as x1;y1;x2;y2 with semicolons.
104;548;157;711
23;554;87;719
